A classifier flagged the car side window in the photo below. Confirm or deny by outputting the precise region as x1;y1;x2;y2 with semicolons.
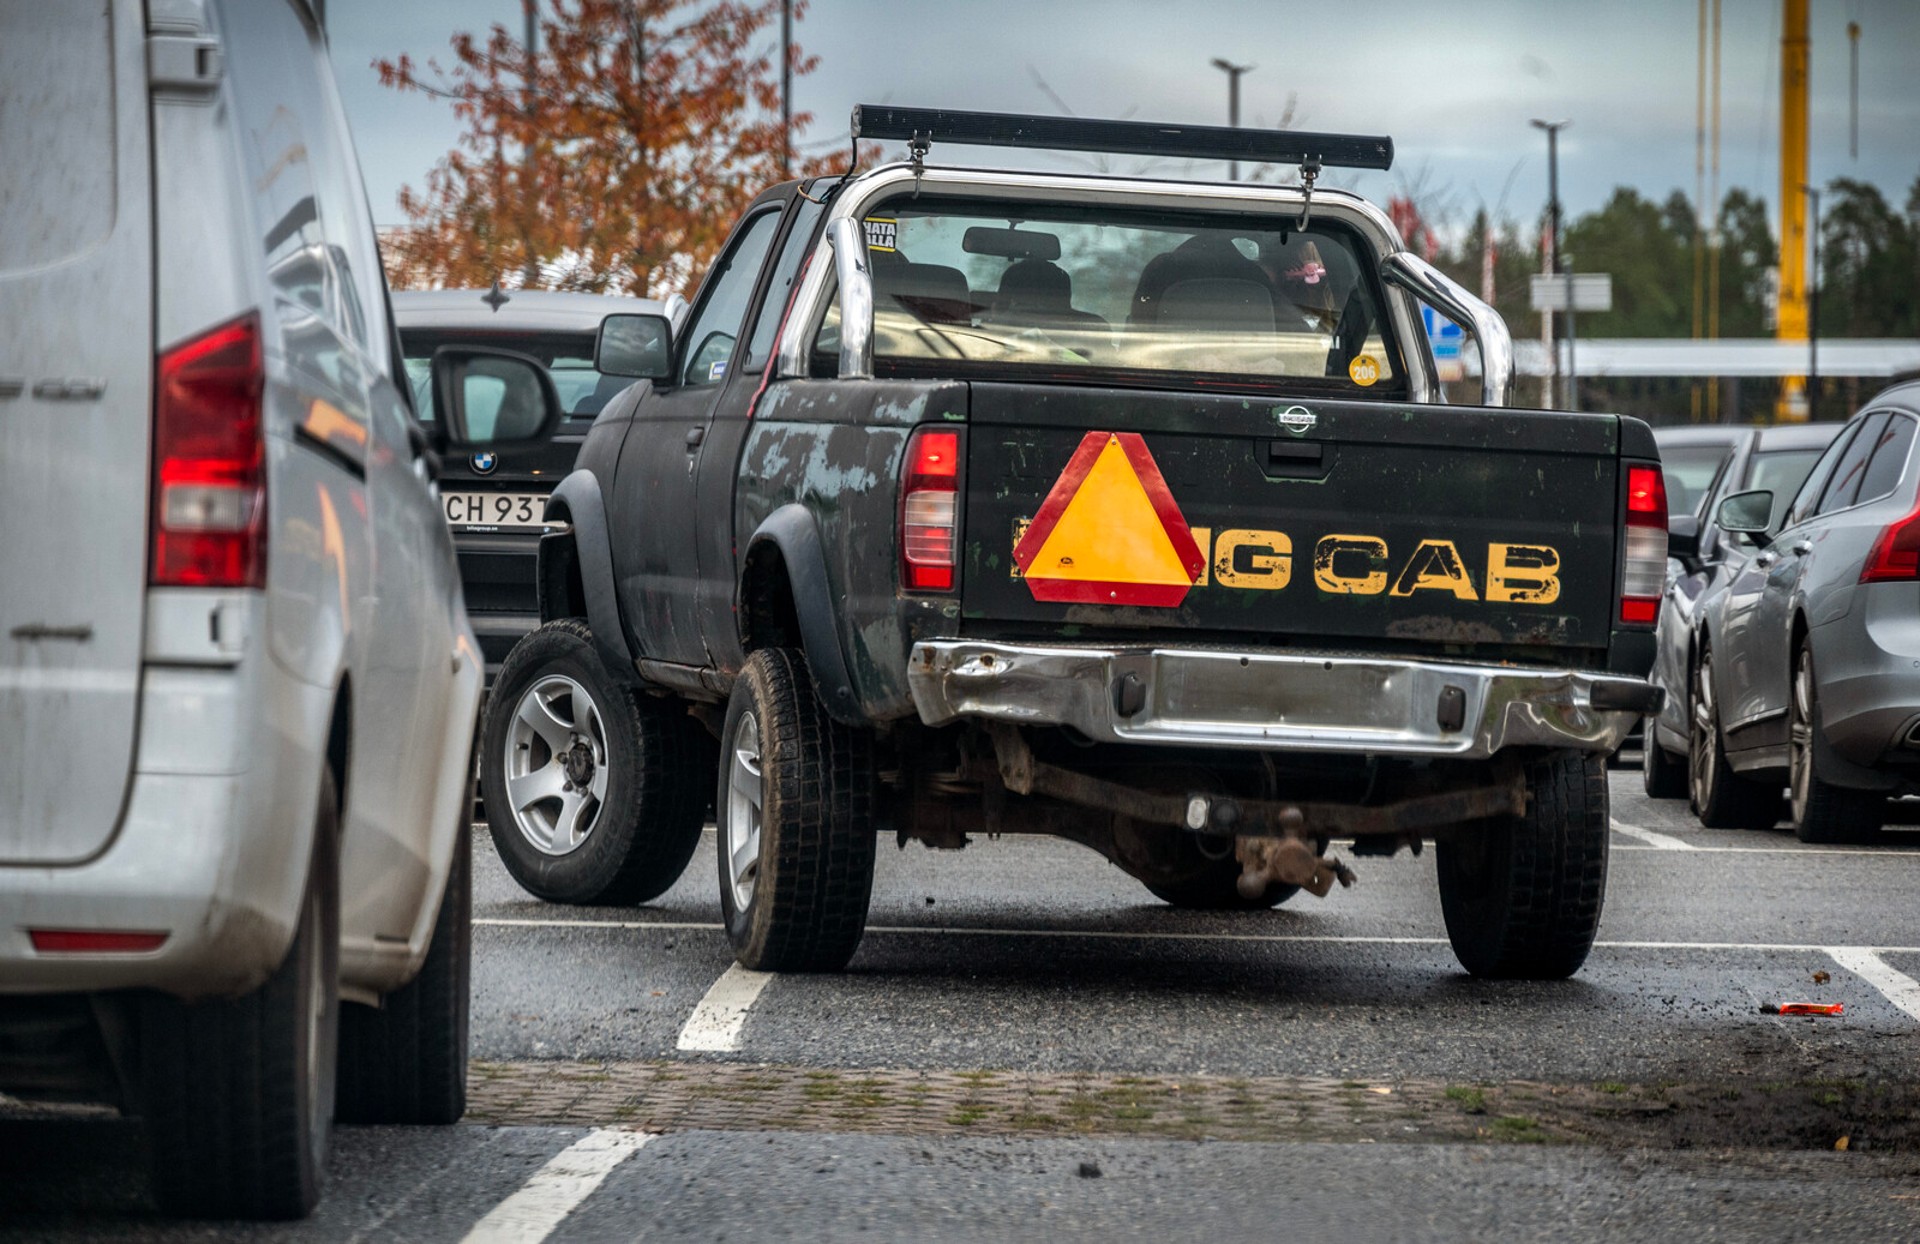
1815;413;1888;518
741;195;828;374
1784;424;1860;528
1853;412;1915;506
678;209;783;387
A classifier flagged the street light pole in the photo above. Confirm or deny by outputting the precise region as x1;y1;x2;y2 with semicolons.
1803;182;1821;419
1531;118;1574;409
1210;58;1253;180
780;0;792;178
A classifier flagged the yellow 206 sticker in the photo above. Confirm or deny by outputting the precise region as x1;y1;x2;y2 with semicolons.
1348;354;1380;386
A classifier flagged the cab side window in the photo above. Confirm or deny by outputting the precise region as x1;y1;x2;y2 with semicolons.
678;210;782;387
741;196;827;374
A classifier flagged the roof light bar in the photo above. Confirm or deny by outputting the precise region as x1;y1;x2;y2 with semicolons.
850;104;1394;173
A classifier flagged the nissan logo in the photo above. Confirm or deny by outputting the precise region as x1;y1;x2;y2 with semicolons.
1276;406;1317;433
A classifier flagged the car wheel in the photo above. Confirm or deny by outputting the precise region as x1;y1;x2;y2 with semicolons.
718;648;877;972
1688;646;1780;830
140;772;340;1220
480;619;709;905
1640;717;1688;799
1789;639;1884;844
1436;750;1608;980
336;824;471;1125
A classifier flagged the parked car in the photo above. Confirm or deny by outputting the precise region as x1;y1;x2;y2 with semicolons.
396;289;682;677
1683;384;1920;840
480;105;1663;982
0;0;560;1220
1643;422;1841;798
1655;424;1749;519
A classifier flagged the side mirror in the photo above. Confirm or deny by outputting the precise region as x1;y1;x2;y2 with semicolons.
1667;512;1702;564
595;313;674;380
429;346;563;450
1717;488;1775;539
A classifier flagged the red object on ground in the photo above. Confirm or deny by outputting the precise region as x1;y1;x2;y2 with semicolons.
1771;1001;1844;1016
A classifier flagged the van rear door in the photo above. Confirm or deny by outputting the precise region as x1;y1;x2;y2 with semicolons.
0;0;154;864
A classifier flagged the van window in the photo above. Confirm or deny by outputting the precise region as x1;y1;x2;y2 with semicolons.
0;4;115;274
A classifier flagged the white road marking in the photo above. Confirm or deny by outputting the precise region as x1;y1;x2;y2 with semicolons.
1610;820;1698;850
1826;946;1920;1022
461;1128;656;1244
473;918;1920;956
677;962;775;1052
1611;844;1920;856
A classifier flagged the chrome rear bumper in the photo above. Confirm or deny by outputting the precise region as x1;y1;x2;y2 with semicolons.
907;641;1657;760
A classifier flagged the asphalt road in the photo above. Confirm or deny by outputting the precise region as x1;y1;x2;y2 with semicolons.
7;762;1920;1241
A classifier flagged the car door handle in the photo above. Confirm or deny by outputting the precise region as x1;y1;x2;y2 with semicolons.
1754;551;1777;569
1790;540;1813;556
685;425;705;449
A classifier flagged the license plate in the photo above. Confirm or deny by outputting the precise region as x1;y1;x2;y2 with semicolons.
442;490;551;529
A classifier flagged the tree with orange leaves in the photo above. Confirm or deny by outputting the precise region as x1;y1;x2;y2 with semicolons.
377;0;842;297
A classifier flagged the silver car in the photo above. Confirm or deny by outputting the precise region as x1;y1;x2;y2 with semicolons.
1642;422;1840;799
1;0;557;1220
1687;383;1920;841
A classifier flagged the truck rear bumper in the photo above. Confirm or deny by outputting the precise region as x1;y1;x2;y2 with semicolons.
908;641;1658;759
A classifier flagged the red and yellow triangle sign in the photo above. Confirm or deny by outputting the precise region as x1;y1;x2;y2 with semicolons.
1013;431;1204;606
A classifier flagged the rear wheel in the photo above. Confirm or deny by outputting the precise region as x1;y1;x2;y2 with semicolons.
1789;640;1884;844
1640;719;1688;799
1437;751;1608;980
481;619;708;905
140;773;339;1220
1688;647;1780;830
717;648;877;972
336;825;471;1124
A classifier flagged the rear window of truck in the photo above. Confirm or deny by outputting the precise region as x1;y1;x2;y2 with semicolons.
813;198;1403;395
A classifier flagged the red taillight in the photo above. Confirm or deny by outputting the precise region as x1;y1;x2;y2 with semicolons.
151;314;266;588
1862;497;1920;583
1620;463;1667;626
29;929;169;954
901;428;960;592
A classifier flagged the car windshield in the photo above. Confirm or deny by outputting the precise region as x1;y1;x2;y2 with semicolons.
401;329;629;424
1660;444;1735;516
814;198;1401;394
1743;447;1826;529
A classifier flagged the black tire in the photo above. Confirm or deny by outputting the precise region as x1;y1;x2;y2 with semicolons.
336;825;471;1125
1641;719;1688;799
1688;646;1781;831
480;619;708;905
1789;640;1884;844
141;772;340;1220
717;648;877;972
1437;751;1608;980
1140;836;1306;910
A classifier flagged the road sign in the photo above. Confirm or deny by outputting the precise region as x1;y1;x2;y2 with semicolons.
1530;273;1613;313
1013;431;1204;607
1421;305;1464;361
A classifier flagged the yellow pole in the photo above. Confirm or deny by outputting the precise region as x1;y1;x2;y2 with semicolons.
1777;0;1810;420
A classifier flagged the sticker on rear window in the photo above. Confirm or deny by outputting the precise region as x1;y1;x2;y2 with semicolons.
708;359;728;381
863;217;898;252
1348;354;1380;386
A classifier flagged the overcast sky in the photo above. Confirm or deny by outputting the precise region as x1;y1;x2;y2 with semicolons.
329;0;1919;237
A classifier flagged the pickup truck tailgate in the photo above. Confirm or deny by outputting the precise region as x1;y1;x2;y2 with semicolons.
961;384;1623;656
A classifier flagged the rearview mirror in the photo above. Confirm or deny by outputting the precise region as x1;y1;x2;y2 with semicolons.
429;346;563;450
595;313;674;380
1717;488;1775;537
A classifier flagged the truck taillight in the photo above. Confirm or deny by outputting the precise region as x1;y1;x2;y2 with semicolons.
901;428;960;592
151;315;266;588
1861;495;1920;583
1619;463;1666;625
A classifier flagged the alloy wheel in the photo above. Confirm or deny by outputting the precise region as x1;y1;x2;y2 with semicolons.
502;675;609;855
1789;652;1815;825
725;709;764;912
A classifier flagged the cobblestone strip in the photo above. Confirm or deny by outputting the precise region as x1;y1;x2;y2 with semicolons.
465;1061;1920;1152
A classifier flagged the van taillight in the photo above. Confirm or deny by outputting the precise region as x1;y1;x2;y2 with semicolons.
901;428;960;592
1861;496;1920;582
1619;463;1667;625
151;314;266;588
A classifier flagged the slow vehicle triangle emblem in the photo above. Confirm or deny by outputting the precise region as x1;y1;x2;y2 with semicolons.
1013;431;1205;606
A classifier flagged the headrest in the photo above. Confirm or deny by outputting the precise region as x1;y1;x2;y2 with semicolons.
997;260;1074;312
1156;277;1276;335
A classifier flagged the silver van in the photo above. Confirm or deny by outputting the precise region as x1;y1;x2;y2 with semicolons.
0;0;559;1219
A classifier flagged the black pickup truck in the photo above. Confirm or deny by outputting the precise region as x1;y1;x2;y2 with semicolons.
479;107;1665;980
